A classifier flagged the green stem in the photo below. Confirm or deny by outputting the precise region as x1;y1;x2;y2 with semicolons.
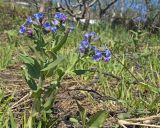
111;52;139;82
99;39;138;82
32;76;44;114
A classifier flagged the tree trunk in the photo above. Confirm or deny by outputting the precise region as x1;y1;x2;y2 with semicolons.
39;0;46;12
120;0;124;18
10;0;15;10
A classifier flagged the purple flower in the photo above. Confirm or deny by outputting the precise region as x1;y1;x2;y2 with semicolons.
27;29;33;36
93;49;102;61
19;25;26;33
79;45;85;53
66;25;75;33
25;17;32;25
43;22;51;31
103;49;111;62
84;32;97;41
81;40;89;48
54;12;61;19
79;40;90;53
89;32;96;37
84;33;90;40
61;14;67;21
55;12;67;21
51;26;57;33
91;46;97;51
34;12;44;20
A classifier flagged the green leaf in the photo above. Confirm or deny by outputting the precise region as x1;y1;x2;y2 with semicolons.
73;70;88;75
27;115;33;128
52;34;68;52
9;110;17;128
43;81;58;98
26;63;40;79
43;91;55;111
23;68;37;90
76;101;86;117
117;112;131;119
25;78;37;91
69;118;79;124
0;116;2;128
140;82;160;93
20;54;34;65
41;57;64;71
76;101;87;127
0;89;3;102
43;81;59;110
87;110;107;128
42;67;56;78
37;121;42;128
34;28;46;51
57;68;65;81
20;54;41;79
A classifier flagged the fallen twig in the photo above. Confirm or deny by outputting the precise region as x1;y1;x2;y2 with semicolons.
125;113;160;121
11;92;31;109
67;87;118;101
118;119;160;128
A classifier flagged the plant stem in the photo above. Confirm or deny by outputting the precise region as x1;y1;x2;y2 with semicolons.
108;46;139;82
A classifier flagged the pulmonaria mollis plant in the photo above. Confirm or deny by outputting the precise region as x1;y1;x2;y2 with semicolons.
19;12;74;36
79;32;111;62
19;12;74;127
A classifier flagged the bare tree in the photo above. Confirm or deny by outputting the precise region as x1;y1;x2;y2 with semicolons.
39;0;46;12
120;0;124;18
55;0;98;21
97;0;118;18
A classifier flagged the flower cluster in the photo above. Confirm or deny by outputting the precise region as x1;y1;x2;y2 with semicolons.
79;32;96;53
54;12;67;22
79;32;111;62
19;12;74;36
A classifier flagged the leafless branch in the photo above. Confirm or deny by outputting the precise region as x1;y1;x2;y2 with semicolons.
98;0;118;18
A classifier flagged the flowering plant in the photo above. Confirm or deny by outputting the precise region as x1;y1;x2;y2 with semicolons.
79;32;111;62
19;12;74;127
19;11;111;127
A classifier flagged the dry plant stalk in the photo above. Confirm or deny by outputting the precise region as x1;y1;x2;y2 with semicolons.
118;114;160;128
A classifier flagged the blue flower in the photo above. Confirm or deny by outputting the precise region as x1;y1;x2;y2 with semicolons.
91;46;96;51
103;49;111;62
34;12;44;20
55;12;61;19
84;33;90;40
55;12;67;21
79;45;85;53
61;14;67;21
51;20;59;26
69;26;74;31
81;40;89;48
84;32;97;41
25;17;32;25
19;25;26;33
89;32;96;37
51;26;57;33
79;40;90;53
93;49;102;61
43;22;51;31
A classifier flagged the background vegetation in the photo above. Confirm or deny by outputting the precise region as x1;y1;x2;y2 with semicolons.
0;0;160;127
